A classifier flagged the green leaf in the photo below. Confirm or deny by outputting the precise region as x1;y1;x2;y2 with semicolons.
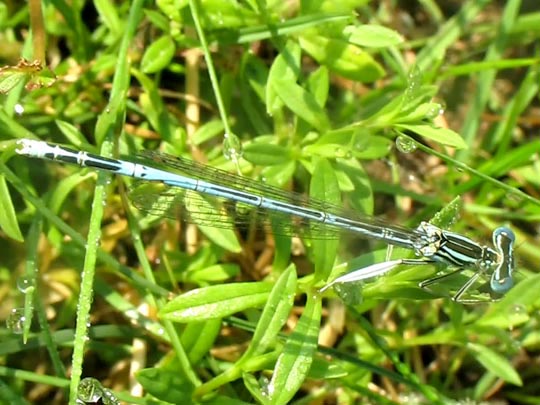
344;24;404;48
337;159;374;216
307;357;348;379
266;41;301;115
477;272;540;329
159;282;273;322
136;368;195;402
271;78;330;132
235;12;350;44
203;395;255;405
306;129;392;160
196;221;243;253
144;9;170;32
241;265;297;360
55;120;90;148
94;0;122;35
261;161;296;188
183;263;240;283
243;143;292;166
192;119;225;145
242;53;268;101
0;174;23;241
0;70;26;93
48;172;97;214
267;294;321;404
396;102;445;124
197;0;258;29
306;66;329;108
131;68;173;139
428;196;462;228
352;134;393;159
141;35;176;74
468;343;522;386
310;159;340;281
366;93;406;125
240;54;272;134
395;124;468;149
181;319;222;364
243;373;269;405
299;33;385;83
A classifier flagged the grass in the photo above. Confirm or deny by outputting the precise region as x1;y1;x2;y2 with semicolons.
0;0;539;404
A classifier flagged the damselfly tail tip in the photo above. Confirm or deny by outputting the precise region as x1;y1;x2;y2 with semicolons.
15;139;41;156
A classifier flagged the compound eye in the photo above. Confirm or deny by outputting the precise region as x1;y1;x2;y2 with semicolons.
491;275;514;294
493;227;515;244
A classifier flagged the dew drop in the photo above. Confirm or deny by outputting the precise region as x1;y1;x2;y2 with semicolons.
14;103;24;115
259;375;271;397
6;308;26;334
437;99;446;115
511;304;527;315
395;135;417;153
404;66;423;104
222;133;243;161
509;338;522;352
425;102;445;119
101;388;120;405
334;147;347;158
506;304;528;331
506;191;524;205
17;277;34;293
78;377;103;403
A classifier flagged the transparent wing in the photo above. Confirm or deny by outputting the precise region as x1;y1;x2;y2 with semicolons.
128;150;424;242
129;182;341;239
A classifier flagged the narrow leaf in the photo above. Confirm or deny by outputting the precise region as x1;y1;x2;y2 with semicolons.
266;41;301;114
197;223;242;253
243;373;270;405
310;159;339;281
241;265;297;360
141;35;176;74
299;34;384;83
344;24;404;48
267;294;321;404
243;143;292;166
184;263;240;283
136;368;194;402
159;282;273;322
0;175;23;241
396;124;468;149
468;343;522;386
182;319;222;364
271;78;330;132
478;272;540;329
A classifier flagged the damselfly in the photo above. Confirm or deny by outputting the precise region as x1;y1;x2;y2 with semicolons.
15;139;516;302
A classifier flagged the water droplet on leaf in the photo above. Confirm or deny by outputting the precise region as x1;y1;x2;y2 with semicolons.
78;377;103;403
395;135;417;153
6;308;26;334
